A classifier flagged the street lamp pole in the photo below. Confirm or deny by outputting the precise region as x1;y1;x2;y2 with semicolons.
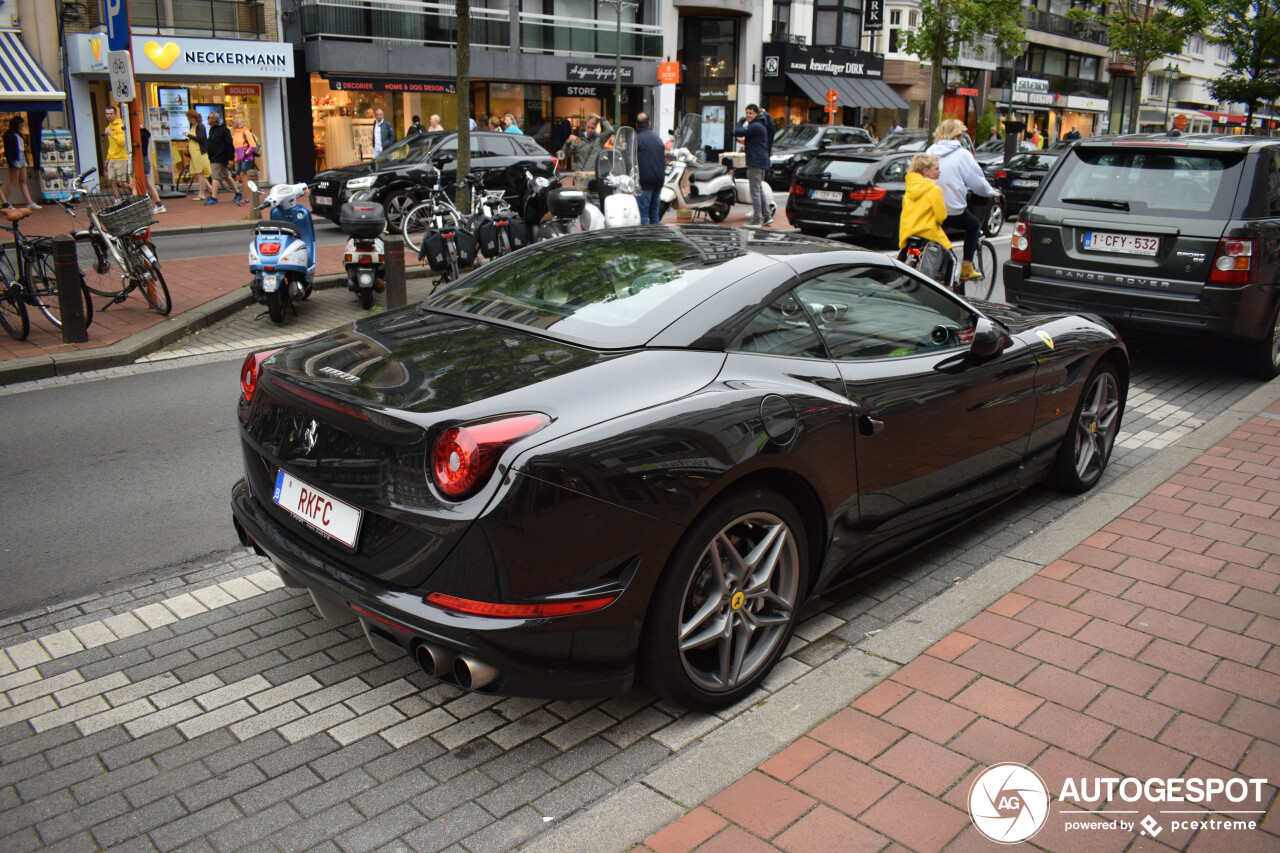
599;0;638;128
1163;63;1180;129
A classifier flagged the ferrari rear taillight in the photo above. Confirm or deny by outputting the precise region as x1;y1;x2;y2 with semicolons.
1011;219;1031;263
790;182;806;195
848;186;886;201
1207;238;1256;286
424;591;617;618
240;348;283;404
430;413;550;499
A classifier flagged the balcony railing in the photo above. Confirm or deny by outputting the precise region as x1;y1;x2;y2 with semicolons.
301;0;510;48
1024;9;1109;46
126;0;267;38
943;36;999;69
519;12;662;60
993;68;1109;98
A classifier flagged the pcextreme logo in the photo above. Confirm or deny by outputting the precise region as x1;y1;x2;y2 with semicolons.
968;766;1271;843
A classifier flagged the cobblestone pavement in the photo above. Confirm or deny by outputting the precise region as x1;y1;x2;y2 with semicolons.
0;333;1269;851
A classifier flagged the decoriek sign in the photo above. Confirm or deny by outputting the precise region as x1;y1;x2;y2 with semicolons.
68;34;294;79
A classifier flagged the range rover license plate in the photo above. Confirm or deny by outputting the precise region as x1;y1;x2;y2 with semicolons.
1083;231;1159;256
273;470;362;548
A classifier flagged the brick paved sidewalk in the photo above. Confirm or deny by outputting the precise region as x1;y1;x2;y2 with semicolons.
638;403;1280;853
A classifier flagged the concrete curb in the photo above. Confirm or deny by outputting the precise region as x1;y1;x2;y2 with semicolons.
0;265;434;386
523;375;1280;853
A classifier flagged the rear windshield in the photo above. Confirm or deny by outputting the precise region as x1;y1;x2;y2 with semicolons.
871;134;927;152
1007;153;1058;171
419;230;749;348
1043;148;1245;219
798;157;879;182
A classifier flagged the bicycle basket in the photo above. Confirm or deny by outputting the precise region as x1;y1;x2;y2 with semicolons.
93;195;155;237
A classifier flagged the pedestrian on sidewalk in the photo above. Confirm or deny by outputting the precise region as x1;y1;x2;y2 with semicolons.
204;111;235;205
503;113;523;135
231;118;258;206
371;108;393;158
427;115;443;132
184;109;214;201
139;126;165;214
635;113;665;225
102;106;130;200
733;104;770;226
2;116;40;209
406;115;425;136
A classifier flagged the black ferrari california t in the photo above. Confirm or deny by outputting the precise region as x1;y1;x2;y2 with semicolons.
230;226;1128;710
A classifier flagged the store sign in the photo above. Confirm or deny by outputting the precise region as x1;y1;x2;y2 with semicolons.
1015;77;1050;94
956;87;979;97
864;0;884;32
225;84;261;97
1013;91;1056;106
701;87;730;99
567;63;634;84
327;76;457;94
658;61;681;85
1064;95;1108;112
68;34;293;78
558;85;603;98
764;56;780;78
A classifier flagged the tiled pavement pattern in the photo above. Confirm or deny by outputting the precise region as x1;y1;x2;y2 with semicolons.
638;398;1280;853
0;340;1271;849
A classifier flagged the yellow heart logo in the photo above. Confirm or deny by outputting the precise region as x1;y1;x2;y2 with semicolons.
90;37;101;63
143;41;181;70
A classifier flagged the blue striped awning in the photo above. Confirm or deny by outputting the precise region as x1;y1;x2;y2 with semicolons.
0;31;65;111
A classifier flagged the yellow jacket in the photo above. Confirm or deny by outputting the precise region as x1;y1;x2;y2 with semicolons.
899;172;951;250
105;118;127;161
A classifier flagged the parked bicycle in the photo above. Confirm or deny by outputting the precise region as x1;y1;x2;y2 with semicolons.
398;164;465;254
53;170;171;316
0;206;95;341
901;232;998;300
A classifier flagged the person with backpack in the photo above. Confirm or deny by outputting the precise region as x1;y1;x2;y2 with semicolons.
898;153;952;283
926;118;999;282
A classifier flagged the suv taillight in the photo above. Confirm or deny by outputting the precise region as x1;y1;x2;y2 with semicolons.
993;170;1008;182
1011;219;1031;263
790;182;806;196
848;186;887;201
1207;238;1256;286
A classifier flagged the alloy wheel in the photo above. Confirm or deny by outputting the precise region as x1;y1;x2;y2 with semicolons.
1074;371;1121;482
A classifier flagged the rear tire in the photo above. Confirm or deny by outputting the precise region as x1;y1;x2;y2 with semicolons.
983;198;1005;237
658;200;670;220
0;280;29;341
1051;363;1123;493
1234;305;1280;379
266;291;285;324
971;240;999;301
75;232;117;298
28;252;95;329
708;203;730;223
138;257;172;315
384;192;414;235
359;288;373;309
640;486;809;711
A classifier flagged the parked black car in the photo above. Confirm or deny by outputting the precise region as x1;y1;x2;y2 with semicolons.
990;151;1061;213
766;124;876;190
974;137;1038;172
865;129;977;157
1005;134;1280;378
231;226;1127;709
309;131;555;232
785;150;1004;240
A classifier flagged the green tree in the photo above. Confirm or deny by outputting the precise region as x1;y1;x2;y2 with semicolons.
1071;0;1205;133
903;0;1026;132
1203;0;1280;129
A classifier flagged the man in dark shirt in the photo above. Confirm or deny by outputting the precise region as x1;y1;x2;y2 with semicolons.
205;112;235;205
634;113;666;225
733;105;770;226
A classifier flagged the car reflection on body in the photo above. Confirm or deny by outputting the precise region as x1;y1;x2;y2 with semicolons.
230;226;1128;711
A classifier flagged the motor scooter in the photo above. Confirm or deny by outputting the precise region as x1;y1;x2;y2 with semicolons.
521;167;588;242
660;114;732;222
247;181;315;324
339;196;386;310
583;126;642;230
689;150;778;222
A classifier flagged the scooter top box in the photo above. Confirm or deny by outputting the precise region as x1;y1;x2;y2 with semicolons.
339;201;387;239
546;187;586;218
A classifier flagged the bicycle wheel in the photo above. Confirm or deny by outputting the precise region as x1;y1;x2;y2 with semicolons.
75;231;120;298
0;251;29;340
27;251;95;330
401;201;435;253
972;239;999;301
136;247;172;315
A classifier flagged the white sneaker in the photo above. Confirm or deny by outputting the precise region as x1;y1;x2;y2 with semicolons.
153;204;167;214
763;217;774;227
26;202;41;210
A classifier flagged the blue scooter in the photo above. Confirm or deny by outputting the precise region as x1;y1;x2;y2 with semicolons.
247;181;315;324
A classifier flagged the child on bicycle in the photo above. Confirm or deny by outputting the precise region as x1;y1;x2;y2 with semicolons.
898;153;955;286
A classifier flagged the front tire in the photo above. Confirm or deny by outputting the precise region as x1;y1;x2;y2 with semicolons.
983;198;1005;237
640;487;809;710
708;202;730;223
139;262;172;315
1051;363;1124;493
359;288;373;309
384;192;414;235
658;200;670;220
28;252;94;329
0;281;29;341
266;291;285;324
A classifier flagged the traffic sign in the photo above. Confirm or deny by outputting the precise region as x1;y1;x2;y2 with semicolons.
826;88;839;105
108;50;136;102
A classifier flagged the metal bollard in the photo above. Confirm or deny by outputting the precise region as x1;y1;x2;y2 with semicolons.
53;235;88;344
384;235;406;309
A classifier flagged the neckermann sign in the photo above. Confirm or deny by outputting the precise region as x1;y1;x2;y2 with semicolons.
761;42;886;93
68;33;294;78
567;63;635;84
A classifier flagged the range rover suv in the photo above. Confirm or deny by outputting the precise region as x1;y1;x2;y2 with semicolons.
1004;134;1280;378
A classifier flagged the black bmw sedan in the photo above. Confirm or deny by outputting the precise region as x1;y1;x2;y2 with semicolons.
990;151;1061;215
231;227;1128;710
785;150;916;240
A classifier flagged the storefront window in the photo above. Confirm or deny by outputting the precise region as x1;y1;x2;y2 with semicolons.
310;75;401;170
143;82;264;188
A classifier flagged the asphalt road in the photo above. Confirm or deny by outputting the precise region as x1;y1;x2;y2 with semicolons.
2;359;245;612
151;218;349;261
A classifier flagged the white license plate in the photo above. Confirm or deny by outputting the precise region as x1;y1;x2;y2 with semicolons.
1013;179;1040;188
1083;231;1159;256
261;272;279;293
313;195;333;206
811;189;842;201
273;470;362;548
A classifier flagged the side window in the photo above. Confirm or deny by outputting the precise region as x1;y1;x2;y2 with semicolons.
480;135;517;157
882;159;909;181
795;266;976;360
730;293;829;359
823;129;839;146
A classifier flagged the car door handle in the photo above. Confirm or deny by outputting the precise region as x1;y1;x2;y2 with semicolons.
859;415;884;437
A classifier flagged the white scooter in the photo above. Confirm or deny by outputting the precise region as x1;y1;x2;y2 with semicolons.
659;114;734;222
689;150;777;222
582;126;642;230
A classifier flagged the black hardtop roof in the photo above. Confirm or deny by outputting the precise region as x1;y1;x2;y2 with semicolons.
1075;133;1277;151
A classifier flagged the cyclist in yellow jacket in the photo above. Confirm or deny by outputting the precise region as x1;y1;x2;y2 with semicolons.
898;153;950;251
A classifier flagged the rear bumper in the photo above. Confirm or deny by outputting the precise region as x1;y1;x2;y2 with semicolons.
1004;263;1279;341
230;473;675;699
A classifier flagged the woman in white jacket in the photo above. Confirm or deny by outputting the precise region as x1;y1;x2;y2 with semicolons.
926;118;999;282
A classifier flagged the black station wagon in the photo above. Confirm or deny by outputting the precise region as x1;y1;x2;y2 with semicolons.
1004;134;1280;378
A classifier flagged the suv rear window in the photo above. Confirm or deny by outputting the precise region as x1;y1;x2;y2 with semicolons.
1043;148;1245;219
799;157;879;182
